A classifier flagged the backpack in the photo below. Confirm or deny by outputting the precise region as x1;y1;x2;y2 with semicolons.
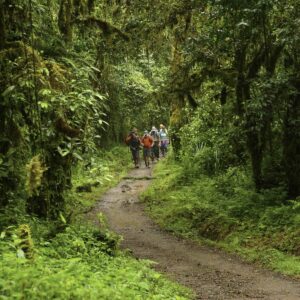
125;135;132;145
160;130;168;140
126;133;140;148
150;130;159;141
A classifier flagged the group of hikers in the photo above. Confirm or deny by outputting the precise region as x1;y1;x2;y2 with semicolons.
125;124;169;168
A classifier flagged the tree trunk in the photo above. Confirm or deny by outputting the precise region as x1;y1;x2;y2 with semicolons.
246;125;263;190
58;0;73;43
234;47;263;189
234;42;282;191
87;0;95;14
26;148;71;219
170;94;185;159
0;1;6;49
234;45;246;116
243;82;263;190
283;88;300;198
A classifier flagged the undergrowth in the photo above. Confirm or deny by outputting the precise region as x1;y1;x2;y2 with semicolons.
141;155;300;277
0;223;191;299
69;146;133;213
0;146;192;299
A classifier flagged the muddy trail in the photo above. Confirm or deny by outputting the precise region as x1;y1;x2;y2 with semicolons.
89;165;300;300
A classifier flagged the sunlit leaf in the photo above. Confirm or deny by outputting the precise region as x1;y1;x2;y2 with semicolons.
2;85;16;97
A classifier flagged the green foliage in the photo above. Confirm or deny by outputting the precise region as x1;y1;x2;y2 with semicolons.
142;158;300;276
25;155;48;197
69;146;132;211
99;56;170;142
1;0;300;294
0;223;191;299
0;37;109;217
17;224;35;260
0;146;131;231
177;80;247;176
0;147;191;299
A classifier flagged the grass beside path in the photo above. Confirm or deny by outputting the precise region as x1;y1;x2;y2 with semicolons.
0;146;192;300
69;146;133;213
141;156;300;278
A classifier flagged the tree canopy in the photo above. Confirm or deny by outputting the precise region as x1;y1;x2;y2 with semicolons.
0;0;299;218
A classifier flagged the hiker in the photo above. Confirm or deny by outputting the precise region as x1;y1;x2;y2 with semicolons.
125;128;141;168
141;130;153;168
150;126;160;161
159;124;169;157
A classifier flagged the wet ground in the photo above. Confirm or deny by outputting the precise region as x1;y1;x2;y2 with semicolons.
89;165;300;299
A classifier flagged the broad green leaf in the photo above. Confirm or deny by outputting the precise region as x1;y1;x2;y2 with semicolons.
73;152;83;161
2;85;16;97
16;248;25;259
38;101;49;109
0;231;6;239
59;212;67;224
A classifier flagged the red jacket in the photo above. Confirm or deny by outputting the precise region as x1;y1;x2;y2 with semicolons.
141;135;153;148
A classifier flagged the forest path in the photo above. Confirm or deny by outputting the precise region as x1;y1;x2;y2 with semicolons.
89;164;300;300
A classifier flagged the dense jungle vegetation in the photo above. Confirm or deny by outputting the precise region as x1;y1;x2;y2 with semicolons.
0;0;300;298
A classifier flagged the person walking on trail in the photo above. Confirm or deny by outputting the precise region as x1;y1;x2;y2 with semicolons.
141;130;153;168
159;124;169;157
125;128;141;168
150;126;160;162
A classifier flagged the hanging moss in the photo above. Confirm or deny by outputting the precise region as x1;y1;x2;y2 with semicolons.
25;155;48;197
79;17;129;40
45;60;69;90
18;224;35;260
0;41;44;66
55;117;81;138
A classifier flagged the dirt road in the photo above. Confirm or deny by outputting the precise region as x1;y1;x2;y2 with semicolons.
90;166;300;299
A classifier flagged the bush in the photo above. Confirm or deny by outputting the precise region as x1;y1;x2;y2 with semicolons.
0;223;191;299
142;157;300;276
